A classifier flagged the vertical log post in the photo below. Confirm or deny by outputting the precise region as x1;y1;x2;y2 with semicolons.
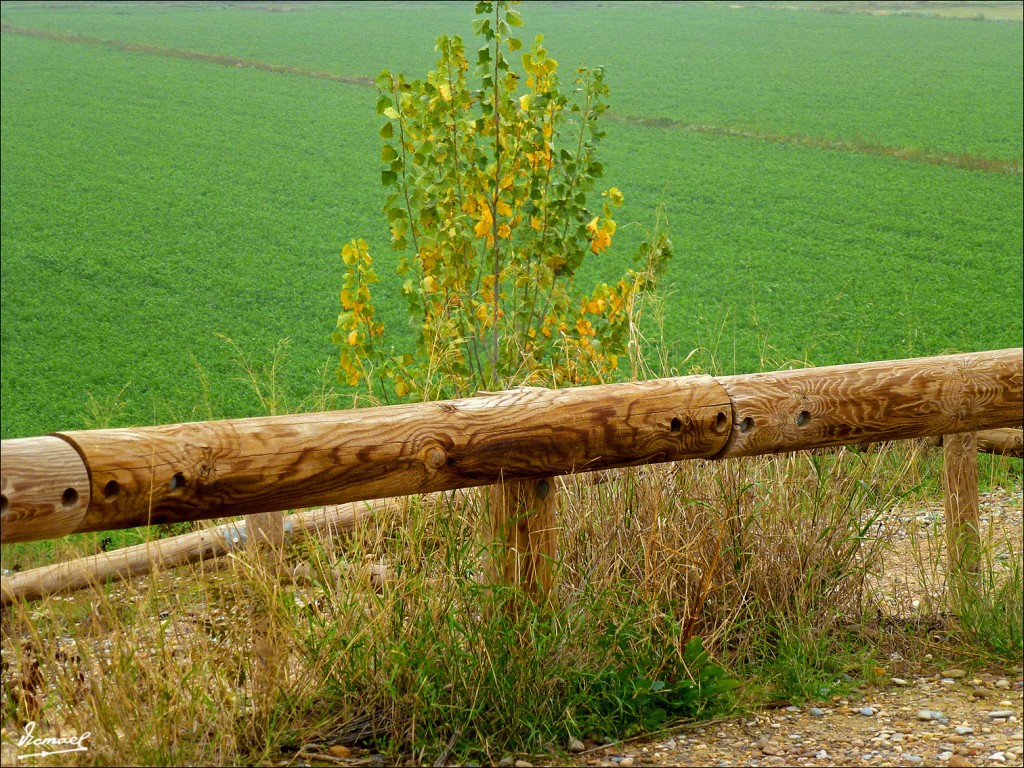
486;476;558;603
247;510;285;729
248;510;284;559
942;431;981;608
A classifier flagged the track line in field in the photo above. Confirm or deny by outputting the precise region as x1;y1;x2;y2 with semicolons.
3;23;1020;177
615;114;1022;176
0;23;374;87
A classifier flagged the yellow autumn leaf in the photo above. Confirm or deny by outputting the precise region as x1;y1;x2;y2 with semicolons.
586;216;600;235
342;243;358;265
590;228;611;255
519;93;531;111
347;330;359;346
438;83;452;101
607;187;624;206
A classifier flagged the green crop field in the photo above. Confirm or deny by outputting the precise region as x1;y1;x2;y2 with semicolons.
2;1;1022;439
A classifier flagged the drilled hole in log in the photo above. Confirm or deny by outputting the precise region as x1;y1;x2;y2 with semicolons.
716;411;728;431
103;480;121;500
62;488;79;508
796;410;811;427
670;417;682;433
169;472;187;491
739;417;754;433
536;478;550;500
0;494;8;514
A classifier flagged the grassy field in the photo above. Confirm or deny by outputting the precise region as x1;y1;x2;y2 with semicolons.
1;1;1022;438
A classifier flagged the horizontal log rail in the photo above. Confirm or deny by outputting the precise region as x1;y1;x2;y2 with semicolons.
1;348;1021;546
928;428;1023;458
0;498;389;605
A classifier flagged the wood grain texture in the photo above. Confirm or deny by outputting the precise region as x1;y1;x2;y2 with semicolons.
715;349;1022;459
1;376;726;542
1;498;386;605
975;428;1023;458
943;431;980;604
1;437;91;543
485;477;558;600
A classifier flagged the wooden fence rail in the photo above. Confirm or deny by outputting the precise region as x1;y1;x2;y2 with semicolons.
2;348;1021;547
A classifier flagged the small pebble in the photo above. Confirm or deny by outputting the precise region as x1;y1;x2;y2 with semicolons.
947;756;973;768
918;709;946;721
988;710;1014;719
498;758;516;768
943;669;967;679
568;739;585;754
995;679;1011;690
328;745;351;758
892;677;909;685
815;750;828;759
619;759;634;768
989;754;1006;763
809;707;825;717
860;706;876;716
902;756;923;765
954;726;974;735
514;761;533;768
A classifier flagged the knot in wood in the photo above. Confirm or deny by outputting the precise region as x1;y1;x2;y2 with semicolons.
424;446;448;470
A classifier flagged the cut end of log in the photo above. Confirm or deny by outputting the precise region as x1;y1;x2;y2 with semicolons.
1;436;91;544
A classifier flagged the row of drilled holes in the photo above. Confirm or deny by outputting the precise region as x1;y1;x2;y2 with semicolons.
0;487;79;513
669;410;812;435
4;412;814;513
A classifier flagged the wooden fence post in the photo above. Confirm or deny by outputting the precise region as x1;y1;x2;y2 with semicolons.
486;476;558;603
248;511;284;547
942;431;980;607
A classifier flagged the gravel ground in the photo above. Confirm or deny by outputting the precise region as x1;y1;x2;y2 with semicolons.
565;674;1023;768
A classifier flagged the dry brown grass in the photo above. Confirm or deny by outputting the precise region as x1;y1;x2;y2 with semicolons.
9;437;1012;765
